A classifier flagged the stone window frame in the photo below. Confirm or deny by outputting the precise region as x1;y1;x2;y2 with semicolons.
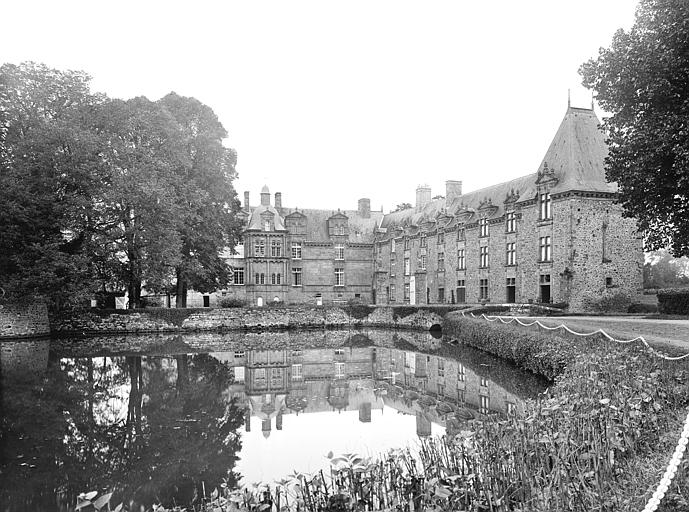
479;278;489;300
420;234;427;248
404;256;411;276
335;244;345;260
539;192;552;220
334;267;345;287
479;217;489;237
420;254;427;270
437;250;445;271
437;231;445;245
505;211;516;233
389;283;396;302
254;238;266;257
291;242;302;259
270;239;282;257
292;267;303;286
479;246;489;268
457;249;466;270
404;282;410;301
506;242;516;266
232;268;245;285
539;236;552;262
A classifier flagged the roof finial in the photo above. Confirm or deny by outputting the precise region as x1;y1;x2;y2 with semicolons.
567;89;571;109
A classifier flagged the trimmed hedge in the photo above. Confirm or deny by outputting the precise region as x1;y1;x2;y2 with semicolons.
657;288;689;315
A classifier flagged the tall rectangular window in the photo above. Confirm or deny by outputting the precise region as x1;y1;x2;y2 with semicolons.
233;268;245;285
438;250;445;271
335;267;344;286
540;192;552;220
270;239;282;257
458;363;466;382
391;239;396;253
479;246;489;268
420;254;427;270
506;211;516;233
437;357;445;377
291;242;302;259
254;238;265;256
335;362;346;378
420;235;427;247
404;283;410;301
479;278;489;300
479;218;489;237
264;220;271;232
457;249;465;270
479;395;490;415
539;236;552;262
291;364;303;380
390;284;396;302
506;242;516;265
404;238;410;250
292;267;302;286
404;257;410;276
437;231;445;244
335;244;345;260
457;228;465;241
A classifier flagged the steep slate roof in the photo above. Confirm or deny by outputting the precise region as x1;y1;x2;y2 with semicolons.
246;204;286;231
282;207;384;242
380;106;614;232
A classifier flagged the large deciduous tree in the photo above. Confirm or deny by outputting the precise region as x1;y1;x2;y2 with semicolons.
0;62;106;307
580;0;689;256
157;93;243;308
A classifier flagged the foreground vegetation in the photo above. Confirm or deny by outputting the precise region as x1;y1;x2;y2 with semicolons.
74;315;689;512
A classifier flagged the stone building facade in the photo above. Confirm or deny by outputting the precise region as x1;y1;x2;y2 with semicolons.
210;104;642;311
213;186;383;306
373;105;643;311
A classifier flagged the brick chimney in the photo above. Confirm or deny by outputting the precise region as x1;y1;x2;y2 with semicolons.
358;198;371;218
244;191;250;212
446;180;462;203
416;185;431;211
275;192;282;210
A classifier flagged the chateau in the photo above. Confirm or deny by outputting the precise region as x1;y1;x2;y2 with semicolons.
212;104;643;311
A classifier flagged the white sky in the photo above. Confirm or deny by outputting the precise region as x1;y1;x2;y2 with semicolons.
1;0;637;212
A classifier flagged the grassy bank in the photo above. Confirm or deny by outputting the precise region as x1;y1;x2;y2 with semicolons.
80;315;689;512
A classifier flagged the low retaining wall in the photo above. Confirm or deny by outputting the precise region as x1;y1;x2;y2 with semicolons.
52;305;464;335
0;303;50;339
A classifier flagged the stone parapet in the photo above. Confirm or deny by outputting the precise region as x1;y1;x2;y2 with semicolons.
51;305;465;335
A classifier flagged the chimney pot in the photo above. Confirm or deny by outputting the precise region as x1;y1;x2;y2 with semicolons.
275;192;282;210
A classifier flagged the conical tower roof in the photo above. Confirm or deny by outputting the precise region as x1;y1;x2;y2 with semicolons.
544;106;617;195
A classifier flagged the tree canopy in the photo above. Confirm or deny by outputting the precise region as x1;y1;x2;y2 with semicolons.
0;62;243;309
580;0;689;256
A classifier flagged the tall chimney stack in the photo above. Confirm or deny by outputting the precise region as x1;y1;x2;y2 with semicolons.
446;180;462;204
358;198;371;218
274;192;282;210
416;185;432;211
244;191;250;212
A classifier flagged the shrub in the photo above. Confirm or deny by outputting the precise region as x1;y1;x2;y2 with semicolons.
657;288;689;315
581;290;632;313
627;302;658;314
218;297;245;308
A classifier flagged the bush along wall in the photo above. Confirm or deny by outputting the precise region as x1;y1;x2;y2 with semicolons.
657;288;689;315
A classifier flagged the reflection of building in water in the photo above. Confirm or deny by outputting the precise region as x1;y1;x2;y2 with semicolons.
212;345;527;438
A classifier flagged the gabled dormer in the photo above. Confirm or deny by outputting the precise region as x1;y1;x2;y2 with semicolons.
327;210;349;237
477;196;499;217
284;210;307;235
260;210;275;232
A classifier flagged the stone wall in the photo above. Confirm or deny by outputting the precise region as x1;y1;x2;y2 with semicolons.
0;303;50;338
0;339;50;375
52;305;463;335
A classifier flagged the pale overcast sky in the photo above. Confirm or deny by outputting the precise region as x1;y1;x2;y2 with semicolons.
2;0;637;212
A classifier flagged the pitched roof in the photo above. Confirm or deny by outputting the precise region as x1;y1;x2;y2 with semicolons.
282;207;383;242
246;204;286;231
380;106;614;233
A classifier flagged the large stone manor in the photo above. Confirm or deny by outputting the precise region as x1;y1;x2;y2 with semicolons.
206;104;643;311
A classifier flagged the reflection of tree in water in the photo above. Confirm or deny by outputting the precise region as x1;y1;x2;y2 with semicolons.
121;354;244;509
0;353;244;512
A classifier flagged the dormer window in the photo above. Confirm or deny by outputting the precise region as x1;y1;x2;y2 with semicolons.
506;211;516;233
264;220;271;231
539;192;552;220
479;218;489;237
437;232;445;245
391;239;396;253
420;234;427;248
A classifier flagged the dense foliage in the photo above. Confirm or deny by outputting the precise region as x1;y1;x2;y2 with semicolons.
580;0;689;256
657;288;689;315
0;62;242;309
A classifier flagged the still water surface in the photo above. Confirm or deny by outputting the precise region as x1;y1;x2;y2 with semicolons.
0;329;547;511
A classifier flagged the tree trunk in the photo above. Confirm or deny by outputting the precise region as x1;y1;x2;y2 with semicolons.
175;266;188;308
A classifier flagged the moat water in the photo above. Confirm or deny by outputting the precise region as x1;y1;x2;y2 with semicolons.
0;329;548;512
